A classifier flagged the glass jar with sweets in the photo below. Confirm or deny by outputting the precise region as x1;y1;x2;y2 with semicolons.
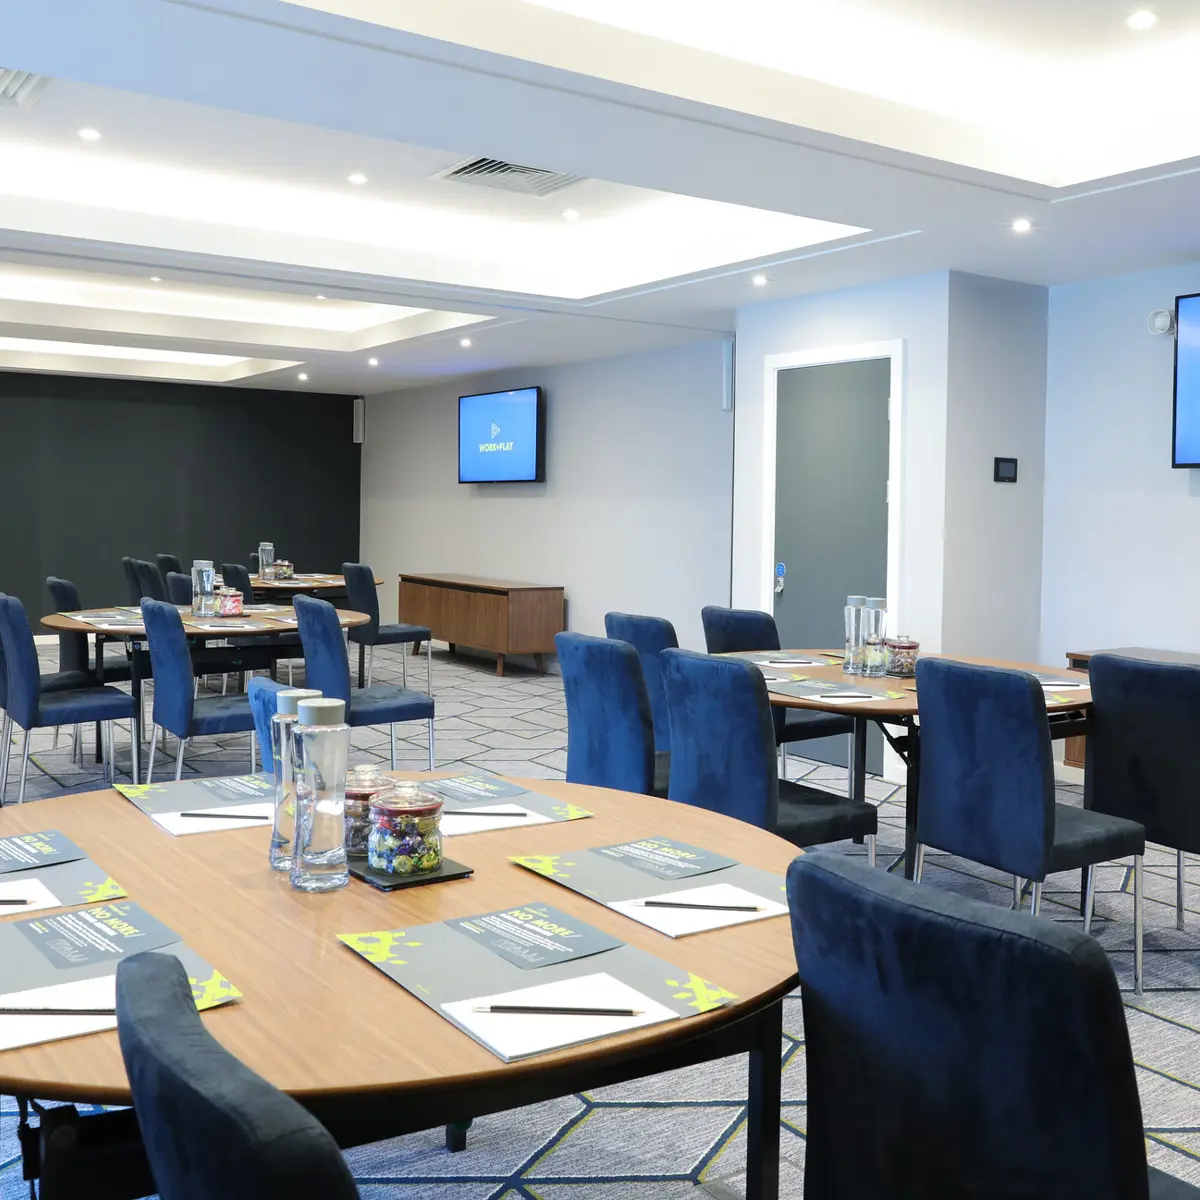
215;586;243;617
273;560;294;580
884;635;920;678
367;782;443;875
344;764;394;859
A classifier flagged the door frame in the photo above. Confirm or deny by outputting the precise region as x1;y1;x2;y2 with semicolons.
758;340;905;631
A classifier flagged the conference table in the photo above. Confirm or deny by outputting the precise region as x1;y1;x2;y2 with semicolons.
0;776;799;1200
752;650;1093;877
246;572;383;600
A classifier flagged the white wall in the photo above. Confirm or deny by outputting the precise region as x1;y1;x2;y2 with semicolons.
943;273;1048;660
1041;262;1200;664
360;340;733;652
733;272;951;649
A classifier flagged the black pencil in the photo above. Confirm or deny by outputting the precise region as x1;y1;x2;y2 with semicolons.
0;1007;116;1016
179;812;271;821
443;810;528;818
473;1004;640;1017
0;899;31;906
639;900;761;912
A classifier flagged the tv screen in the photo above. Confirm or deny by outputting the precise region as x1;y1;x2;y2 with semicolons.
458;386;546;483
1174;294;1200;467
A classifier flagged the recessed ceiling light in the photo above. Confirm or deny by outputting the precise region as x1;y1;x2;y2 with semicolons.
368;357;379;366
751;274;768;287
315;294;326;300
1011;218;1033;233
347;172;368;186
149;276;162;283
1126;9;1158;30
460;338;473;348
561;209;582;221
77;128;101;142
297;372;309;381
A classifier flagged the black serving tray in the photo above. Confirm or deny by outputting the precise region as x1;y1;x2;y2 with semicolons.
349;856;474;891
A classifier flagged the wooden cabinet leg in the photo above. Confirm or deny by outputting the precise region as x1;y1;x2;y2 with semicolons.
534;653;545;673
496;654;505;676
411;641;422;657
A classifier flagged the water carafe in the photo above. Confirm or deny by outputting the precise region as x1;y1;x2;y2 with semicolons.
863;597;888;678
843;596;867;674
268;688;321;872
291;697;350;892
258;541;275;580
190;560;216;617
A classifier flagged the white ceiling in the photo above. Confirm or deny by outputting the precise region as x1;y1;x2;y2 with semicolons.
1;0;1200;393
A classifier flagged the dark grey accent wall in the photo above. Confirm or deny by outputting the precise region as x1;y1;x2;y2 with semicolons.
0;371;361;616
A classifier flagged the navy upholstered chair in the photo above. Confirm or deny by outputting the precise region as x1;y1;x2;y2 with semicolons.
141;600;257;781
914;657;1147;992
556;632;662;796
134;559;168;603
603;612;676;755
247;677;291;781
222;562;303;675
46;575;132;684
121;556;142;606
294;594;434;770
116;952;359;1200
165;571;193;606
661;648;877;855
0;595;136;799
788;854;1195;1200
156;553;184;581
1086;653;1200;933
343;563;432;692
700;605;854;774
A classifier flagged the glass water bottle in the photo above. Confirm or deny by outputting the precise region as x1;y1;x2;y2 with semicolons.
843;596;867;674
191;560;216;617
258;541;275;580
291;697;351;893
268;688;322;872
863;598;888;678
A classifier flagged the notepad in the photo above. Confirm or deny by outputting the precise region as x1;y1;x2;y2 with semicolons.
441;972;677;1061
0;877;62;915
151;802;273;836
609;882;789;937
440;805;553;837
1039;681;1087;690
808;692;878;705
760;658;827;668
0;976;117;1051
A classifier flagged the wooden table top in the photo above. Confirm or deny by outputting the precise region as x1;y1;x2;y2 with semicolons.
1066;647;1200;668
42;607;369;640
400;573;564;593
0;777;800;1106
754;650;1093;719
248;574;381;590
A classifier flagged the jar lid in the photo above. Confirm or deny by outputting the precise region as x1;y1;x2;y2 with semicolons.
296;697;346;726
369;781;443;818
277;688;321;717
215;585;239;594
346;764;394;801
885;635;919;648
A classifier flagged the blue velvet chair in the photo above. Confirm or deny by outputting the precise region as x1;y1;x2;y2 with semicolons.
556;632;663;796
603;612;676;756
47;575;133;685
661;648;876;855
116;952;359;1200
343;563;431;692
294;595;434;770
134;559;168;603
700;605;854;774
165;571;193;606
1086;653;1200;933
141;600;257;781
122;556;142;606
222;562;303;682
914;657;1147;992
0;595;137;800
787;854;1195;1200
156;553;184;581
247;677;292;781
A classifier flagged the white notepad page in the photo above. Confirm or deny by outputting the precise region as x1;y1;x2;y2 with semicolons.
152;802;274;836
0;876;62;915
609;882;789;937
440;804;553;837
0;976;117;1052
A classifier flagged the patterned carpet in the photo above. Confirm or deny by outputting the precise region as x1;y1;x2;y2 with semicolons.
0;643;1196;1196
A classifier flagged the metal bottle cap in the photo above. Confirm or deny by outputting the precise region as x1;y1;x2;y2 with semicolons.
846;595;867;607
866;597;888;609
296;697;346;726
276;688;321;717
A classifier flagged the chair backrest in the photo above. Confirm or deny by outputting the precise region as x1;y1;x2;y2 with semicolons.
249;551;259;574
603;613;678;753
915;657;1055;881
122;556;142;605
0;595;44;728
46;576;89;675
661;647;777;828
141;600;196;738
165;572;194;606
156;553;183;579
294;595;351;704
1086;653;1200;854
787;853;1151;1200
221;563;254;605
248;677;290;781
116;952;359;1200
134;559;168;603
341;563;380;638
700;606;781;655
556;632;655;794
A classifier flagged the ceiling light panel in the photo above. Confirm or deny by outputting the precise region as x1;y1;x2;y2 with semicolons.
0;336;245;365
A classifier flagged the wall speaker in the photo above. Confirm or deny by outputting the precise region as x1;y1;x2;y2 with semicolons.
1148;309;1176;335
352;396;365;444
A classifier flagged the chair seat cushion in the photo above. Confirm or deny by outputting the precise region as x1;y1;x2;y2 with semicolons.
189;694;256;737
778;708;856;744
349;622;431;647
1047;803;1146;875
347;685;435;727
38;686;136;726
1148;1165;1200;1199
774;778;878;848
40;670;98;693
91;659;133;684
652;750;670;799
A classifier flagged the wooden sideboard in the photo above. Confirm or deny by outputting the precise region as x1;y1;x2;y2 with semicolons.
399;573;566;676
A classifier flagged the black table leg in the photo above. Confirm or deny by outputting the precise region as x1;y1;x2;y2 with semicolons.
93;634;105;763
744;999;782;1200
849;716;868;803
903;718;921;879
357;642;366;690
444;1120;472;1151
130;645;144;759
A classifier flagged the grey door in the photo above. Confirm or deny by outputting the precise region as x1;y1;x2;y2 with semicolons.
773;358;891;772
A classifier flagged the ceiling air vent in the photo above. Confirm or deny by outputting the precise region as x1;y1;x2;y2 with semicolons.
0;69;49;109
434;157;585;198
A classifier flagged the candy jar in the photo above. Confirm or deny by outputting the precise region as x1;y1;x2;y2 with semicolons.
344;763;394;859
367;782;444;875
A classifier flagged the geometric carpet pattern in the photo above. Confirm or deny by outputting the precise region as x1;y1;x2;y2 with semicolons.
0;643;1197;1196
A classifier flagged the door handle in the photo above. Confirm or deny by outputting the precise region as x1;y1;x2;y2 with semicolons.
774;562;786;596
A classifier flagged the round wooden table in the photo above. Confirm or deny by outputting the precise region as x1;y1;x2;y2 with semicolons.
247;573;382;595
0;776;798;1199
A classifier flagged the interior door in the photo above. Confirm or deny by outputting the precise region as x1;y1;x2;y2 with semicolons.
773;358;891;772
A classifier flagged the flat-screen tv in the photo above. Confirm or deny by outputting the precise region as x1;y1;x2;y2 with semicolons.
458;386;546;483
1173;294;1200;466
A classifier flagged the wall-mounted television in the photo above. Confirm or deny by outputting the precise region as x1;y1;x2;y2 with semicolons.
1173;294;1200;467
458;386;546;483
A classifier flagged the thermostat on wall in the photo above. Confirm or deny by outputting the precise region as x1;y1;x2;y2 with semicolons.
994;457;1018;483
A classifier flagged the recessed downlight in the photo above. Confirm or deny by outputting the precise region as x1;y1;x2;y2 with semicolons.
751;274;768;287
316;294;327;300
297;372;309;381
1126;9;1158;29
149;276;162;283
347;172;368;186
77;128;102;142
368;357;379;367
1011;218;1033;233
561;209;582;221
459;338;473;348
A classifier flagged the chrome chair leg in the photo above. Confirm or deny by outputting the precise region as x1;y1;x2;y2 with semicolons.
1012;875;1024;911
146;725;159;784
175;738;186;782
367;644;374;688
249;730;257;774
288;660;294;685
16;728;31;804
913;842;926;883
778;742;787;781
1083;865;1096;935
401;645;407;689
426;638;433;696
72;723;81;766
1134;854;1144;996
1031;881;1043;916
129;716;140;786
389;723;397;771
1178;848;1186;931
0;712;11;802
427;718;436;771
867;833;876;868
52;726;60;750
